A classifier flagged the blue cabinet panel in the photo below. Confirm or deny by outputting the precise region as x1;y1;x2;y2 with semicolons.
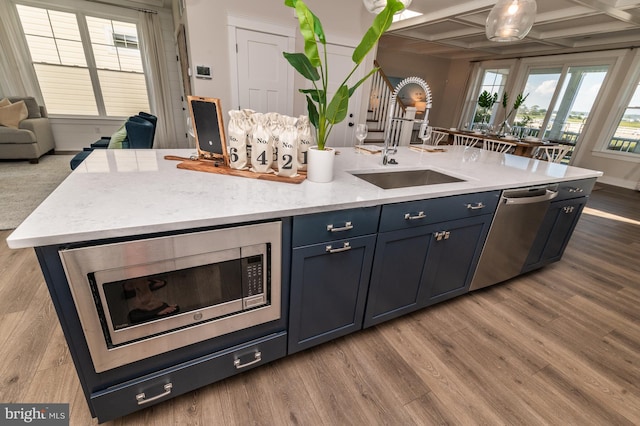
421;216;491;306
288;234;376;354
379;191;499;232
365;214;493;328
522;197;587;272
292;206;381;246
364;227;434;327
90;332;287;423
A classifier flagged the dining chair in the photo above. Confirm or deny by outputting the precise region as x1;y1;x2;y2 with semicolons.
483;139;517;153
453;134;482;147
534;144;573;163
431;129;449;145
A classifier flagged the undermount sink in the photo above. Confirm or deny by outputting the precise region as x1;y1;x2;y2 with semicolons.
351;169;465;189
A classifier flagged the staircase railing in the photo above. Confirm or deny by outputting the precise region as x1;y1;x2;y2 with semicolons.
369;60;407;135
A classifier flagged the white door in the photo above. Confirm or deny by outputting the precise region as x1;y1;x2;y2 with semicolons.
323;43;365;147
236;28;291;115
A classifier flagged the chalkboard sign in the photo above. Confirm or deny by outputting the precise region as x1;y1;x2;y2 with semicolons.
187;96;228;166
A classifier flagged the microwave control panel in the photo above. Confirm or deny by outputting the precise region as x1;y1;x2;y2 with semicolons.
242;254;266;309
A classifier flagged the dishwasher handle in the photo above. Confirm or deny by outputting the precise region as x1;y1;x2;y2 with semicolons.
503;189;558;205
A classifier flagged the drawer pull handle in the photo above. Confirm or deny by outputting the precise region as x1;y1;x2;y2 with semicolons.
234;351;262;369
136;383;173;406
327;222;353;232
326;242;352;253
404;211;426;220
466;202;485;210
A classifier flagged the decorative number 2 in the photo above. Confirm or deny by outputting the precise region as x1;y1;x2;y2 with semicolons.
282;154;293;169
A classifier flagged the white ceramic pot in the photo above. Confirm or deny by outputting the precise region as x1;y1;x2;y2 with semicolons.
306;146;335;183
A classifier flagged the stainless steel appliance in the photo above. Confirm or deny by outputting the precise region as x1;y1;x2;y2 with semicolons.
59;221;281;372
470;185;558;290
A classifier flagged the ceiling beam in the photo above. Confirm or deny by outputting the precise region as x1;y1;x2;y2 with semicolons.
567;0;640;25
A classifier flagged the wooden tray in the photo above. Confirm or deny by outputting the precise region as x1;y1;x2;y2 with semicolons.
409;145;447;153
165;156;306;184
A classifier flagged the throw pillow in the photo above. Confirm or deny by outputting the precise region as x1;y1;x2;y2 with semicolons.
0;98;10;108
21;97;42;119
107;122;128;149
0;101;28;129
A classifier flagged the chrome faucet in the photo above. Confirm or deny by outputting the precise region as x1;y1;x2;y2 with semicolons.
382;76;433;165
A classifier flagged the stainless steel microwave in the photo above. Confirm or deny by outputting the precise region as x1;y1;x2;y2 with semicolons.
59;221;281;373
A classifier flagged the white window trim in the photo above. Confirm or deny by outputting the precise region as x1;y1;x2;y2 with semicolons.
459;59;516;129
588;49;640;163
15;0;149;119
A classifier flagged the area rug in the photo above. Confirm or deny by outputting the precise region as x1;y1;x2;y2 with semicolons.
0;154;73;230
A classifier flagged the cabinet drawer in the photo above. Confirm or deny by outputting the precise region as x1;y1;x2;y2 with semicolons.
554;178;596;201
379;191;500;232
292;206;381;246
90;332;287;423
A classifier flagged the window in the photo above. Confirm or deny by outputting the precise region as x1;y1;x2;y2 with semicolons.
513;64;609;162
468;68;509;128
606;80;640;154
16;4;149;117
515;68;562;136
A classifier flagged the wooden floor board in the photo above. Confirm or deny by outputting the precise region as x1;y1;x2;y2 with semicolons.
1;184;640;425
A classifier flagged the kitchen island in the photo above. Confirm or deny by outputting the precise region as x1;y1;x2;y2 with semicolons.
7;146;600;248
7;146;602;423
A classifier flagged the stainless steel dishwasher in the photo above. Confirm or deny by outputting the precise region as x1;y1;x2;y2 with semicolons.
469;185;558;290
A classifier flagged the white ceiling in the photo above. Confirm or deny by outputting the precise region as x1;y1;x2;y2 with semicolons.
380;0;640;60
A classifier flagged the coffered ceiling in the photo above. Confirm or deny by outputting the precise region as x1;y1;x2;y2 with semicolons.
380;0;640;60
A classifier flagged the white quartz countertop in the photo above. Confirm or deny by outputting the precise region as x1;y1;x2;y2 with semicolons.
7;146;602;249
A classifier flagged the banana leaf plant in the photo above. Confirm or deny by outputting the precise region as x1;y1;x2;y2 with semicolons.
476;90;498;125
498;92;529;135
283;0;404;150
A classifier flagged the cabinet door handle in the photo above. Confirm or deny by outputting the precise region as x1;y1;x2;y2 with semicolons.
136;383;173;406
434;231;451;241
404;211;426;220
466;202;485;210
326;242;352;253
327;221;353;232
234;351;262;369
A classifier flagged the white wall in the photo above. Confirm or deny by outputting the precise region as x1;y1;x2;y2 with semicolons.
182;0;380;126
375;52;474;129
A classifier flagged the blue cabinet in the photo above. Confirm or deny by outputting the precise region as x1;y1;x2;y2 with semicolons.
364;192;498;327
522;178;595;273
522;196;587;272
288;207;379;354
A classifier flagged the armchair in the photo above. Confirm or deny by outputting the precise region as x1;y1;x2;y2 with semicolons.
70;113;157;170
0;96;55;163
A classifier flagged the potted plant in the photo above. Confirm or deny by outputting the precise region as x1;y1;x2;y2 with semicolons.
283;0;405;182
476;90;498;131
498;92;529;136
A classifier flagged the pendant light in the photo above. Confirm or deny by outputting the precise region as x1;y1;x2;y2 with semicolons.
486;0;537;42
363;0;412;15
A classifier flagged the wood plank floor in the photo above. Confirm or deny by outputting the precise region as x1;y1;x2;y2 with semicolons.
1;183;639;425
